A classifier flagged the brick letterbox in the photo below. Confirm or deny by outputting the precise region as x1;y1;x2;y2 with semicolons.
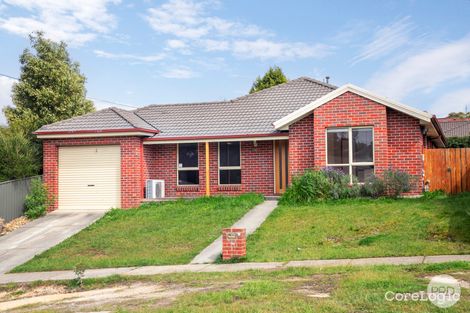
222;228;246;260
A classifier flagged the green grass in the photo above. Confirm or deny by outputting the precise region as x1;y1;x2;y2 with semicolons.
4;262;469;312
12;193;263;272
247;193;470;262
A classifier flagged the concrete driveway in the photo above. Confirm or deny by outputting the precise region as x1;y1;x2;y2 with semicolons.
0;210;106;274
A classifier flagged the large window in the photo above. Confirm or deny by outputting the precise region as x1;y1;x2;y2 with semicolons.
178;143;199;185
219;142;241;185
327;127;374;183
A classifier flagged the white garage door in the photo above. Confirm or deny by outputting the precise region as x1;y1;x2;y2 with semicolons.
59;145;121;210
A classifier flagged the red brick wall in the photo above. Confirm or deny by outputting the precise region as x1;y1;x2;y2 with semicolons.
288;114;314;182
43;137;144;211
312;91;389;174
286;91;425;195
143;140;274;197
387;108;424;194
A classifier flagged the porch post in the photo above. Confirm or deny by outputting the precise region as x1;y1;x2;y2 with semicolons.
205;141;210;196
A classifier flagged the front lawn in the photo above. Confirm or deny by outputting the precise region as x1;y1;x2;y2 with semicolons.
13;193;263;272
247;193;470;262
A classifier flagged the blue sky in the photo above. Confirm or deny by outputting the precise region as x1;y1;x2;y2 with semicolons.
1;0;470;125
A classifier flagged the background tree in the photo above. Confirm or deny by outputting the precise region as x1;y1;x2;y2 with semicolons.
0;128;40;181
249;66;288;94
447;112;470;118
3;32;94;138
0;32;94;181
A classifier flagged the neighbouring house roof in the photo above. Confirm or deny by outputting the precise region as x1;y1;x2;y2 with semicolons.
33;76;445;146
437;118;470;138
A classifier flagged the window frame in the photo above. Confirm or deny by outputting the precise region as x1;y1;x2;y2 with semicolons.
326;127;375;183
177;143;199;186
218;141;242;185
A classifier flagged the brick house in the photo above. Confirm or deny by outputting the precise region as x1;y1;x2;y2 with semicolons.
34;77;446;210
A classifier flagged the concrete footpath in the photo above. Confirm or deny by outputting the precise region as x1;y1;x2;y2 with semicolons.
191;200;278;264
0;210;106;274
1;255;469;284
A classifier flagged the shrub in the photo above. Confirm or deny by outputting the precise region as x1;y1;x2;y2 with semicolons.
447;136;470;148
280;170;330;204
322;168;360;199
24;178;53;219
361;174;386;198
383;169;411;197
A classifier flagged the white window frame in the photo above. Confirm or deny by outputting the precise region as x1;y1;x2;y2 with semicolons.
218;141;241;185
326;127;375;183
177;143;199;186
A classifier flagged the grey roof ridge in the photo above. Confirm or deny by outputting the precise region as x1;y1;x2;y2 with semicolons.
132;110;160;131
229;76;337;103
135;100;230;112
298;76;338;90
35;107;115;131
109;107;157;131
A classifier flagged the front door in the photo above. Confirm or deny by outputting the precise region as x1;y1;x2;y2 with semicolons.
274;140;289;194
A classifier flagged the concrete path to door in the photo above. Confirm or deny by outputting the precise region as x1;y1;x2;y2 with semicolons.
0;210;106;274
190;200;278;264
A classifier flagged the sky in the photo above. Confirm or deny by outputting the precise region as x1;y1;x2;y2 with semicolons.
1;0;470;126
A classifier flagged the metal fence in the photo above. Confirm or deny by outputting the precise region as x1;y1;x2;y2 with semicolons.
0;176;42;222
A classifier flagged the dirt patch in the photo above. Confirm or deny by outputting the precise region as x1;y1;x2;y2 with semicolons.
0;216;29;236
291;274;341;298
0;281;229;312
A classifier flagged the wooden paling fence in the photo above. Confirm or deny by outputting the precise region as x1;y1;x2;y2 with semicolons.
424;148;470;194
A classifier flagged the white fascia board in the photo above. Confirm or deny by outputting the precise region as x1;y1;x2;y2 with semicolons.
143;135;289;145
273;84;433;130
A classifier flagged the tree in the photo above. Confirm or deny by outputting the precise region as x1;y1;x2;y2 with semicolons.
448;112;470;118
3;32;94;137
249;66;288;94
0;128;40;181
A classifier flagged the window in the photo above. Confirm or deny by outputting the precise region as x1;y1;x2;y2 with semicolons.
178;143;199;185
327;127;374;183
219;142;241;184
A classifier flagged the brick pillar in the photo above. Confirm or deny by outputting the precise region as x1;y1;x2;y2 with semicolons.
222;228;246;260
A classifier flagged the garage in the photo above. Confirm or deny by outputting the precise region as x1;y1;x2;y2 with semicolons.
58;145;121;210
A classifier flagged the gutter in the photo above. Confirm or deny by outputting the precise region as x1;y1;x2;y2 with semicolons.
431;116;447;147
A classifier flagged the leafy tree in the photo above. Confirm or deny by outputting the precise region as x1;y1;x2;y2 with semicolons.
447;136;470;147
0;128;40;181
3;32;94;137
249;66;288;94
448;112;470;118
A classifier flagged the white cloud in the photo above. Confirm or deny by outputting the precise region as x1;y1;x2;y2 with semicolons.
199;39;229;51
430;88;470;117
161;67;196;79
233;40;332;60
0;0;120;45
94;49;166;62
146;0;269;39
366;35;470;100
145;0;330;61
166;39;187;49
0;76;15;125
352;16;413;65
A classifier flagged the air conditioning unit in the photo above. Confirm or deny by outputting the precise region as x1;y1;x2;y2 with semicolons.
146;179;165;199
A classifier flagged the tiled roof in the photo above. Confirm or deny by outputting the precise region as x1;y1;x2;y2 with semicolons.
36;77;336;137
437;118;470;138
36;107;157;133
138;77;336;138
